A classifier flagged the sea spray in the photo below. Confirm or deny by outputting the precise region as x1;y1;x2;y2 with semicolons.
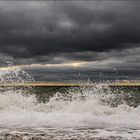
0;80;139;128
0;66;140;139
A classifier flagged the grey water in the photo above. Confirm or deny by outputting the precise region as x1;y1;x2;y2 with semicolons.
0;69;140;140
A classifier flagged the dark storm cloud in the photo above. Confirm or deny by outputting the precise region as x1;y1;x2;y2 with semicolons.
0;2;140;57
0;1;139;72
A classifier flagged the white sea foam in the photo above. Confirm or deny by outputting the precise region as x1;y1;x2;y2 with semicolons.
0;67;140;139
0;86;140;130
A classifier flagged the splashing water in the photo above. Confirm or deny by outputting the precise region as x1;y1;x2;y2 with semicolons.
0;67;140;139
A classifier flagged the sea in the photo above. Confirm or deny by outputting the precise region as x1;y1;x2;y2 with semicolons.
0;68;139;140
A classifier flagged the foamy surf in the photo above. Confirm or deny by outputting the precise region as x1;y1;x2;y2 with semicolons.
0;68;140;139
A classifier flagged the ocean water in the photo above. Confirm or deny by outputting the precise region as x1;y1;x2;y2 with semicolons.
0;68;140;140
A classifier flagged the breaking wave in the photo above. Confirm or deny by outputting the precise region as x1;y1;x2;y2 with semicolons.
0;66;140;139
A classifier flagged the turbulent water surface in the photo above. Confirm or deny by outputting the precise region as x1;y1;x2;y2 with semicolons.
0;69;140;140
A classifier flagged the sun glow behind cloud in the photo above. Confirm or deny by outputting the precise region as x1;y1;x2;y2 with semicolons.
0;61;87;71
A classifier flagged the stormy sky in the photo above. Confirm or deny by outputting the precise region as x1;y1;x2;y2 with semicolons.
0;1;139;81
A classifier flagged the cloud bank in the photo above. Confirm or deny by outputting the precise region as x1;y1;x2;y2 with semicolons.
0;1;139;72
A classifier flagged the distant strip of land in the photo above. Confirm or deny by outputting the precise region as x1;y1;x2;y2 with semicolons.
0;82;140;87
